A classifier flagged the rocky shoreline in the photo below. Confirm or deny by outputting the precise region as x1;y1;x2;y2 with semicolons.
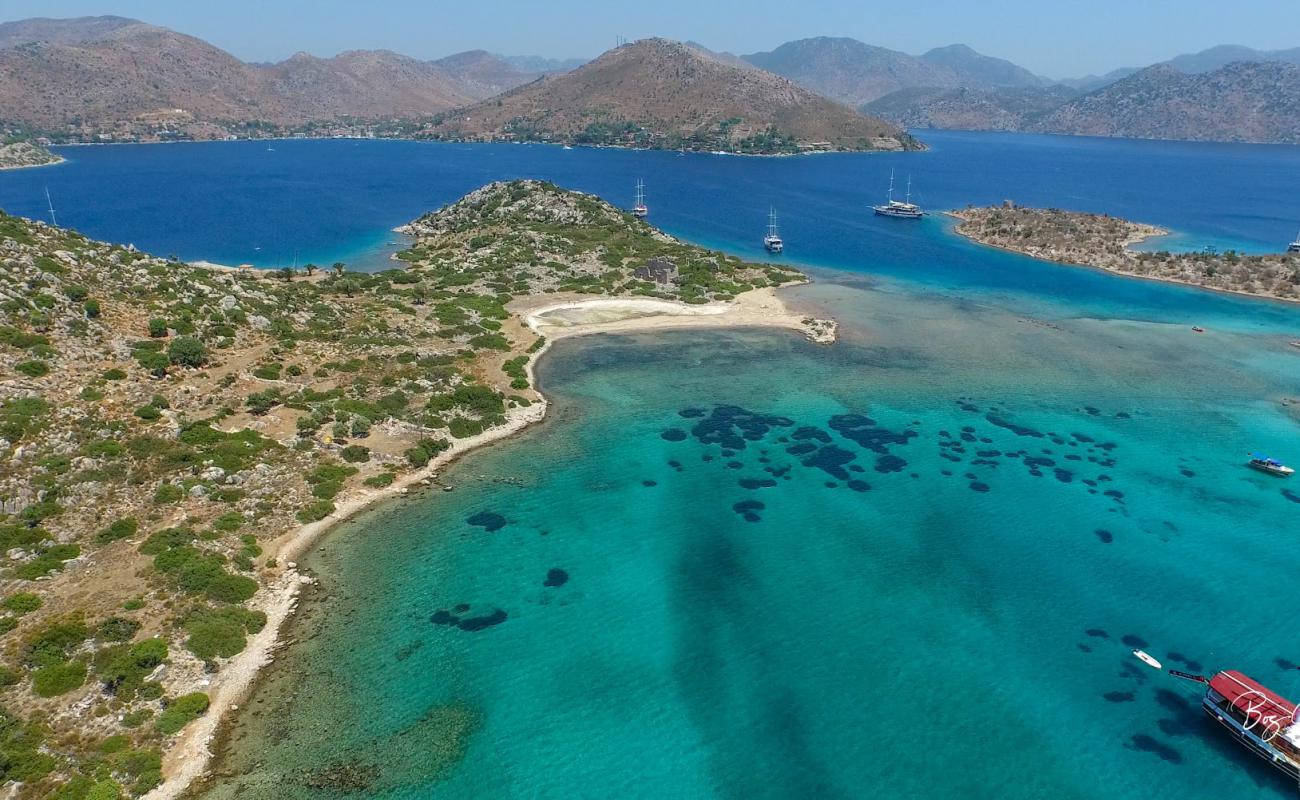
0;140;63;170
950;204;1300;303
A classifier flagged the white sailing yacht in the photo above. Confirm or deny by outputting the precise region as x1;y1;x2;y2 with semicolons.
872;169;923;219
1288;223;1300;253
633;179;648;218
764;208;784;253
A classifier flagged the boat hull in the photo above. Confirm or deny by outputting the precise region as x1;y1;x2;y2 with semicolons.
1249;462;1295;477
873;206;923;219
1203;700;1300;783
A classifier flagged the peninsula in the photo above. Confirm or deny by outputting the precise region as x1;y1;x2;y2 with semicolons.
0;180;832;798
951;204;1300;302
0;140;62;170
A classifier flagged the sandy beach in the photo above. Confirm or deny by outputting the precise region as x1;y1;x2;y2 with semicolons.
146;284;834;799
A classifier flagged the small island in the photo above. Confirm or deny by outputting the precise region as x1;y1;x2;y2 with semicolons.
0;140;63;171
0;180;831;798
951;204;1300;302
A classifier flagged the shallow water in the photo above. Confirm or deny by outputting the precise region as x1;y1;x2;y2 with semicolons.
17;133;1300;798
202;266;1300;798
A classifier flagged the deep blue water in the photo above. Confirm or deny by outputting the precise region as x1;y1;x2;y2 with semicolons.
9;133;1300;798
3;132;1299;329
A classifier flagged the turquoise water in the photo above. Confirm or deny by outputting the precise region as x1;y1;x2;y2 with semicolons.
12;134;1300;797
205;283;1300;798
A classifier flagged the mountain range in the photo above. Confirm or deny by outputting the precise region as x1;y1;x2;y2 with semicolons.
0;16;1297;147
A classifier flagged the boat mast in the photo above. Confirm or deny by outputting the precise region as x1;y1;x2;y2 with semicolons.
635;179;645;207
44;186;57;227
905;175;912;206
768;207;778;237
886;169;895;203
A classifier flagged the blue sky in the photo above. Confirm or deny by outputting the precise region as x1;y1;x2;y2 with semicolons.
5;0;1297;78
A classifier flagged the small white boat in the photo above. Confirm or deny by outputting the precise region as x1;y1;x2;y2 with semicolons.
1249;453;1295;477
1288;223;1300;253
1133;650;1163;670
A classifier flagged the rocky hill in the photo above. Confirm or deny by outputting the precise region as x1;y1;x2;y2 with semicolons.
742;37;1048;107
426;38;917;153
865;85;1079;131
0;16;474;139
1030;61;1300;144
433;50;541;101
0;179;807;796
0;140;62;170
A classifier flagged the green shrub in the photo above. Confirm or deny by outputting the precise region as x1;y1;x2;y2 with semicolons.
96;616;140;643
153;483;184;504
94;638;166;700
363;472;396;488
14;360;49;378
0;396;50;443
22;616;88;667
94;518;138;546
102;367;127;380
211;511;243;532
167;336;206;368
1;593;42;616
147;319;168;338
84;298;102;318
63;284;88;302
183;607;265;661
134;404;161;421
14;544;79;580
155;692;209;735
32;660;87;697
340;445;370;463
139;526;194;555
296;500;334;523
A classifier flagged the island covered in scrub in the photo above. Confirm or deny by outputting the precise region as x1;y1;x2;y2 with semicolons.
0;179;828;798
951;204;1300;302
0;139;62;170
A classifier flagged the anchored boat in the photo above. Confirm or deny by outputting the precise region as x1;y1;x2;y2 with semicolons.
632;179;648;219
764;208;784;253
1288;224;1300;253
1202;671;1300;783
1248;453;1295;477
873;169;923;219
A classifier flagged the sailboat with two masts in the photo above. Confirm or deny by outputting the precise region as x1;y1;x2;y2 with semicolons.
632;179;648;218
763;208;784;253
1288;223;1300;253
872;169;923;219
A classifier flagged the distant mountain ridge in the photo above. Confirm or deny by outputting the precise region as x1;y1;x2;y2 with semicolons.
741;37;1051;107
428;38;917;153
1029;61;1300;144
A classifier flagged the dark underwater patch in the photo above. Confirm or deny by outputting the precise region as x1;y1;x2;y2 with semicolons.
1104;691;1136;703
1121;634;1148;648
432;606;508;631
661;428;688;442
801;444;857;480
985;414;1044;438
1128;734;1183;763
874;454;907;473
1095;529;1113;544
739;477;777;490
1053;468;1074;483
678;407;706;418
642;479;658;487
690;405;794;451
1282;489;1300;505
732;500;765;522
467;512;507;532
968;481;990;493
1086;628;1109;639
846;480;871;492
828;414;918;454
791;426;831;442
543;568;569;587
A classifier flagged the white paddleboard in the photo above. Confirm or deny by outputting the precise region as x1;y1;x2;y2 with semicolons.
1133;649;1162;670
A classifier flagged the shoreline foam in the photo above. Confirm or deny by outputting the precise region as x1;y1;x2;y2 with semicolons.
146;285;834;799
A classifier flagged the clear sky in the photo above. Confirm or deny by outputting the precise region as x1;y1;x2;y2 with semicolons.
5;0;1297;79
